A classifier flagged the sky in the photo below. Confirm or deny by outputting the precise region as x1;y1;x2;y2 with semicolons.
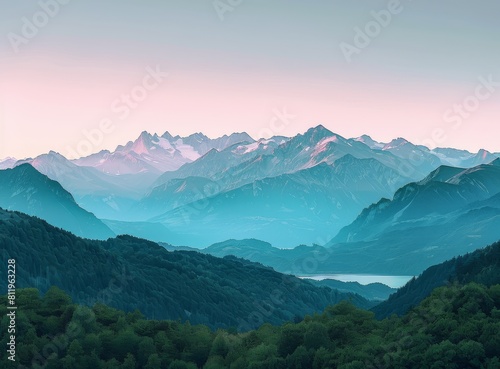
1;0;499;159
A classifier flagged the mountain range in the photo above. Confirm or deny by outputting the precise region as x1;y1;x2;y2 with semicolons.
14;151;158;220
147;154;412;246
73;131;256;175
325;158;500;273
198;159;500;275
1;126;498;261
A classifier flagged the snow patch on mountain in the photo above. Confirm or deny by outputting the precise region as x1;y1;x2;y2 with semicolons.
312;136;338;156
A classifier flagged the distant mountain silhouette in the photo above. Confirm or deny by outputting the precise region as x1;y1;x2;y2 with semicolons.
0;164;114;239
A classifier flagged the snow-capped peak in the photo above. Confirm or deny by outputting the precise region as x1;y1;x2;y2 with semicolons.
354;135;385;149
383;138;410;150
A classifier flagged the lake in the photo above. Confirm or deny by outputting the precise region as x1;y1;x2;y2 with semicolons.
298;274;414;288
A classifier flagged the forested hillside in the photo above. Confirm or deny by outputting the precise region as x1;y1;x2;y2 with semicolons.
1;283;499;368
0;208;370;330
373;240;500;318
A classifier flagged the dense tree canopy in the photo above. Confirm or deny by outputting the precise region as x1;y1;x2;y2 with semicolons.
1;283;499;368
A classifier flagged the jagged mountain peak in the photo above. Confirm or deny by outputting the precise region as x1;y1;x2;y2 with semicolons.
357;134;373;141
29;151;76;169
334;153;362;164
475;149;495;160
201;148;220;157
354;135;385;149
0;156;16;161
433;147;472;155
419;165;466;185
304;124;334;137
0;157;17;170
293;125;349;151
129;132;159;155
161;131;174;140
10;162;39;174
139;130;153;138
40;151;67;160
383;137;410;150
225;131;253;138
186;132;210;142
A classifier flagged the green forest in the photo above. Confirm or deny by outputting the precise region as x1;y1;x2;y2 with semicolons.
2;209;500;368
374;240;500;318
0;208;370;330
1;282;500;369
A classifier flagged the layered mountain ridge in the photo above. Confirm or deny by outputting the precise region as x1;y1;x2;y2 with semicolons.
2;126;498;250
0;208;372;330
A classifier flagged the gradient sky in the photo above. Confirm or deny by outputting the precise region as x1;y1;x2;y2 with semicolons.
1;0;499;159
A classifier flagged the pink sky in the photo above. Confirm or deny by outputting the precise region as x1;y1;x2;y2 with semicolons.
1;1;499;159
1;56;498;159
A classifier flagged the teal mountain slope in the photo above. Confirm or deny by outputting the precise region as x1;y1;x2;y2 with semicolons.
0;164;114;239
